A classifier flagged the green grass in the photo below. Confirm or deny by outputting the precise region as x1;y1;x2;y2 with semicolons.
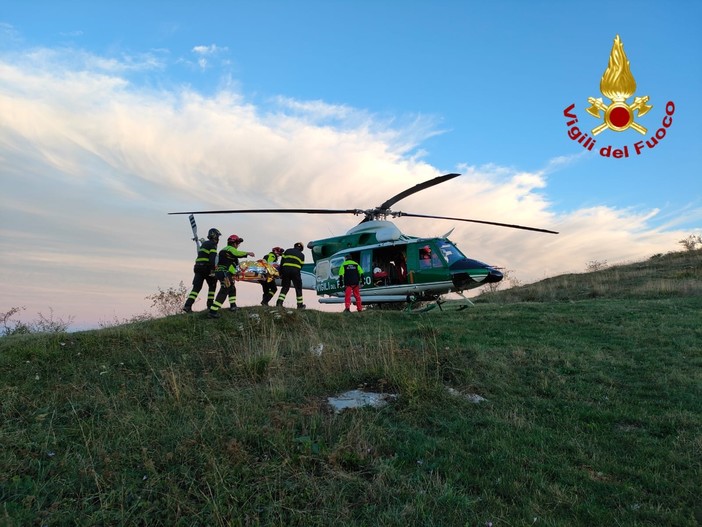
477;248;702;303
1;250;701;526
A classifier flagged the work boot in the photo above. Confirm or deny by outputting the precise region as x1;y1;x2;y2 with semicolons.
207;311;220;319
229;304;238;312
183;299;194;313
343;308;350;313
261;300;269;306
297;304;306;310
276;301;283;307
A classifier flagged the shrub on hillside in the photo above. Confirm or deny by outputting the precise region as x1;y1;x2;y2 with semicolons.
1;306;73;336
146;281;188;317
678;234;702;251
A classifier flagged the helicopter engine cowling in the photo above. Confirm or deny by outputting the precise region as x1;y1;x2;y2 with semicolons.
449;258;503;291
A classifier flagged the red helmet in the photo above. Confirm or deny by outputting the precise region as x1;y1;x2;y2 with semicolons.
272;246;284;256
227;234;243;245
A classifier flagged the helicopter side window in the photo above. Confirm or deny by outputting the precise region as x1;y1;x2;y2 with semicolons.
418;245;443;269
330;256;345;277
315;260;331;281
360;251;372;277
419;246;433;268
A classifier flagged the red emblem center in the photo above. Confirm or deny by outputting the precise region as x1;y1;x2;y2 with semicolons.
609;106;631;128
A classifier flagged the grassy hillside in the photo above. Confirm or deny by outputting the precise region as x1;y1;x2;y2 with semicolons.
477;248;702;303
1;251;701;526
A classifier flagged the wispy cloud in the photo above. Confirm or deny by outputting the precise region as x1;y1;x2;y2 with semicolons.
58;30;84;38
191;43;229;70
0;22;21;42
192;44;227;56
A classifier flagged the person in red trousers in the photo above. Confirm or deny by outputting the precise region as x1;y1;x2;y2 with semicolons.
339;255;364;312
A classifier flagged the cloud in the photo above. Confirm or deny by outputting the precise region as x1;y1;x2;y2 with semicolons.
0;22;21;43
0;45;699;328
192;44;227;56
59;30;84;38
542;152;587;173
190;44;229;71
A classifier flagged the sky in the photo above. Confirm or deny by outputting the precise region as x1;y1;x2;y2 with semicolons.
1;1;700;330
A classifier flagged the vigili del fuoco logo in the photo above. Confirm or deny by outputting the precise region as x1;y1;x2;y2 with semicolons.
564;35;675;158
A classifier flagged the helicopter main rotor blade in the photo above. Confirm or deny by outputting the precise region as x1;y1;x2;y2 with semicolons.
377;173;461;211
169;208;361;216
393;212;559;234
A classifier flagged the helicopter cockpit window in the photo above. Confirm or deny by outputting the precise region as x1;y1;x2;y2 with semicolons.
438;242;466;265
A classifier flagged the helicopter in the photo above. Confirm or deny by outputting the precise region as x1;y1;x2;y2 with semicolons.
170;173;558;309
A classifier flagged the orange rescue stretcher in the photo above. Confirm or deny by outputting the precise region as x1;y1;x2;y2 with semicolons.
235;260;280;283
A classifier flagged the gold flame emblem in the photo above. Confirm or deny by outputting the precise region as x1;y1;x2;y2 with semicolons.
587;35;652;135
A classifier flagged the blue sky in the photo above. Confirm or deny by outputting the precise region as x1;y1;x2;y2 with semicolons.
1;1;700;329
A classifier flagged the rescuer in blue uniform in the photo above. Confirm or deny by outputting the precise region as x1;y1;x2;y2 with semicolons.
339;255;364;312
183;227;221;313
275;242;306;309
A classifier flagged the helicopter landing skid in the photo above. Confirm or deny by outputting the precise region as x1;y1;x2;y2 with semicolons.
405;302;437;314
453;292;474;311
405;294;474;314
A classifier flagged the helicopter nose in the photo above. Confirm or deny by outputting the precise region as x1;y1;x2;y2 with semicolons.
485;267;503;283
449;258;503;290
